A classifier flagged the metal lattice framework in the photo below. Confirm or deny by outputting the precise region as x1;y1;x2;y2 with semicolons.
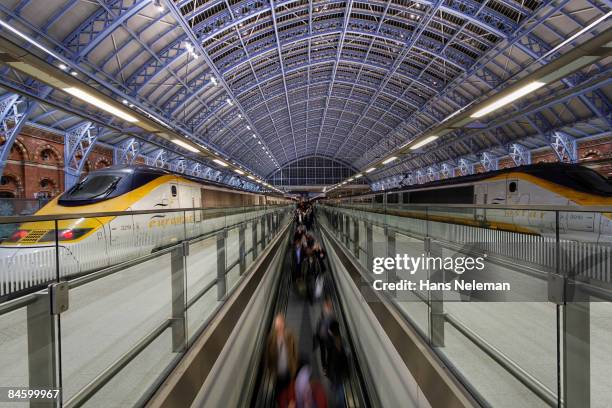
0;0;608;191
268;155;361;186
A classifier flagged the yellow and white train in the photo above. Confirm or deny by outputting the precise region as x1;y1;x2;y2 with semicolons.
0;166;290;296
327;163;612;243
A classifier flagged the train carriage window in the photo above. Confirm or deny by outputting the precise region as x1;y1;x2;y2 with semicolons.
374;194;384;203
171;185;178;197
508;181;517;193
63;175;121;201
402;192;410;203
387;193;399;204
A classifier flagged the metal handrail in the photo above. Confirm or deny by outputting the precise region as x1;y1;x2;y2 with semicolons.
318;216;560;408
327;203;612;212
0;204;292;224
64;211;293;407
0;208;287;316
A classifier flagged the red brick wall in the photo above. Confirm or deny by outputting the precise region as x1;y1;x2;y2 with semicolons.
0;126;113;199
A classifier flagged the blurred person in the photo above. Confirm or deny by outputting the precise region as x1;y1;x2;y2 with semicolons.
312;241;326;274
314;299;336;373
326;321;348;408
279;357;328;408
267;314;298;398
301;249;321;303
305;232;315;249
292;237;304;282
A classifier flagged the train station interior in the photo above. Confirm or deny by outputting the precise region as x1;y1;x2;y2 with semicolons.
0;0;610;407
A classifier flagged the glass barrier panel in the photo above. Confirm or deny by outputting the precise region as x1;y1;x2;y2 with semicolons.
226;263;241;293
201;208;227;236
424;206;559;407
559;209;611;408
393;231;430;338
226;226;240;270
0;307;31;391
60;244;177;406
244;219;256;269
185;233;221;344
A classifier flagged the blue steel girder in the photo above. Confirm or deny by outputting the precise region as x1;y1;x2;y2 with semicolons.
0;85;51;177
480;152;499;172
30;1;258;175
136;3;524;134
550;131;578;163
458;158;474;176
0;94;24;177
64;121;96;189
224;31;454;95
145;148;168;168
269;0;297;157
190;55;439;139
187;0;519;51
440;162;455;179
171;157;186;173
509;143;531;166
63;0;152;61
164;0;284;169
113;137;141;165
332;0;445;159
217;19;482;74
353;1;579;168
427;165;439;182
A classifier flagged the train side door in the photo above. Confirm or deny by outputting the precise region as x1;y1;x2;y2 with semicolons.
474;183;487;221
169;182;180;208
507;179;529;205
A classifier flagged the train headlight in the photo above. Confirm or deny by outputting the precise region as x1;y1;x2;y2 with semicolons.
39;228;93;242
6;230;28;242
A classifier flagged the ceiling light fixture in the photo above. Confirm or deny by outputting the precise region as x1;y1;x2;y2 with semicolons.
63;87;139;123
365;167;376;173
171;139;199;153
213;159;228;167
382;156;398;165
471;81;545;118
409;135;439;150
234;169;245;175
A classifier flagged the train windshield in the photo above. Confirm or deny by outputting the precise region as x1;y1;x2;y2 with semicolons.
59;175;123;204
563;169;612;196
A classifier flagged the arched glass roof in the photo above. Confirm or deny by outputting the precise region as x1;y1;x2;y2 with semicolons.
0;0;608;189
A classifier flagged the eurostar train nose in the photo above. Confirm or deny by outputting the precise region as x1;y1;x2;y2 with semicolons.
0;245;79;297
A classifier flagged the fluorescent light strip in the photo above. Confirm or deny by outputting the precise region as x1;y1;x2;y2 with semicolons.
234;169;245;175
0;20;65;62
365;167;376;173
171;139;199;153
470;81;545;118
410;135;439;150
539;11;612;63
63;87;138;123
354;173;363;179
213;159;228;167
382;156;398;165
